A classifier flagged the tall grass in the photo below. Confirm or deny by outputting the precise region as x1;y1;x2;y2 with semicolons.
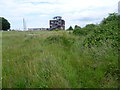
0;31;2;89
2;31;118;88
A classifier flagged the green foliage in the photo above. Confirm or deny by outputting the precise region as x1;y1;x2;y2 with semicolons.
85;24;96;29
101;13;119;24
83;13;119;47
72;13;119;48
73;28;87;35
73;24;97;36
67;26;73;31
0;17;10;31
74;25;81;29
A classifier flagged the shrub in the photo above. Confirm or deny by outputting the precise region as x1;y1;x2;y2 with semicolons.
73;28;87;35
83;13;119;48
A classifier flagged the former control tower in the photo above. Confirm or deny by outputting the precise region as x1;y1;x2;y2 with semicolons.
49;16;65;30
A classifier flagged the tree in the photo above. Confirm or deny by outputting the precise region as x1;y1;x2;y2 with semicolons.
74;25;81;29
0;17;10;31
101;13;119;24
67;26;73;30
85;24;96;28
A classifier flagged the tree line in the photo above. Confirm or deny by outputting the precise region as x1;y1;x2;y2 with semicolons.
67;13;119;48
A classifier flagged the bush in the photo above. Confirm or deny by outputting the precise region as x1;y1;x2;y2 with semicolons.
83;13;119;48
73;24;97;36
73;28;88;35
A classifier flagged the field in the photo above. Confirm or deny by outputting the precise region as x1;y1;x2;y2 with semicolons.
2;30;118;88
0;31;2;89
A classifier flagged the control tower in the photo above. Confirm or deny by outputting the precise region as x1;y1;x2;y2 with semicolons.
49;16;65;30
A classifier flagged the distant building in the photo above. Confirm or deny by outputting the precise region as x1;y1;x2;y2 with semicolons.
28;16;65;31
28;28;49;31
49;16;65;30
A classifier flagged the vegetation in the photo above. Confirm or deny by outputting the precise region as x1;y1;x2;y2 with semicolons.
74;25;81;29
73;13;119;48
2;13;119;88
0;31;2;89
67;26;73;31
0;17;10;31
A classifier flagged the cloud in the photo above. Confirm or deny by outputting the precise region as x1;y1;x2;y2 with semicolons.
0;0;119;30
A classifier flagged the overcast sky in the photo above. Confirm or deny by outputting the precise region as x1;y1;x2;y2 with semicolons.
0;0;119;30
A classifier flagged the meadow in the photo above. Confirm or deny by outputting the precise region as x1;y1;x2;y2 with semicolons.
2;30;118;88
0;31;2;89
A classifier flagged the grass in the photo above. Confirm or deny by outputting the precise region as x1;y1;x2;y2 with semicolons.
0;31;2;89
2;31;119;88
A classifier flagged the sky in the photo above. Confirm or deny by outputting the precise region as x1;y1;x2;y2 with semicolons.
0;0;119;30
118;1;120;14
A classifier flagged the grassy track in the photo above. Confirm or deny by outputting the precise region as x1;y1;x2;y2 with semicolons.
2;31;118;88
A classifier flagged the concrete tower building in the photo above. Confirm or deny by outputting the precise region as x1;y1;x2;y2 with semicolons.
49;16;65;30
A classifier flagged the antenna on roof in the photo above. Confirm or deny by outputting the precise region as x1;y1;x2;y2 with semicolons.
23;18;27;31
53;16;62;20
